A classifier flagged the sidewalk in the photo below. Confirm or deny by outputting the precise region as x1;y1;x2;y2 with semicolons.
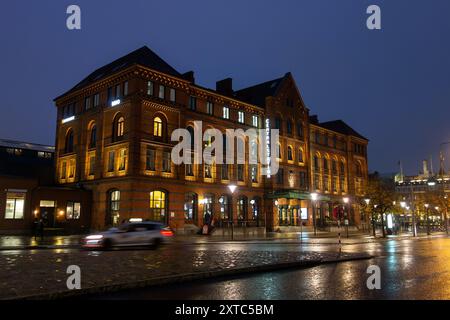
0;248;372;300
0;231;448;250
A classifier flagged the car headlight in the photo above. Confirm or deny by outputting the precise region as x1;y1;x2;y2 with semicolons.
85;235;104;240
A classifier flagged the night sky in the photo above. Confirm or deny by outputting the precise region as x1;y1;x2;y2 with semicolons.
1;0;449;175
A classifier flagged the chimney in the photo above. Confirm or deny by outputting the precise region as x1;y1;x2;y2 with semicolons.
216;78;233;96
309;115;319;124
182;71;195;83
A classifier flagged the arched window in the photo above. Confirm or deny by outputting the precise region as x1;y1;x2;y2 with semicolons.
184;192;198;223
251;197;261;225
202;194;214;223
287;146;293;161
219;195;231;222
237;196;248;221
89;124;97;149
149;190;167;223
153;117;163;137
113;115;124;141
65;129;74;153
277;143;282;160
298;148;304;163
107;189;120;226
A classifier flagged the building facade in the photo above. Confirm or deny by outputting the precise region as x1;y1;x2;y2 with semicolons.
53;46;369;233
0;139;91;234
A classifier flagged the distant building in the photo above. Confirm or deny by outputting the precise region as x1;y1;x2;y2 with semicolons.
0;139;90;234
53;46;369;233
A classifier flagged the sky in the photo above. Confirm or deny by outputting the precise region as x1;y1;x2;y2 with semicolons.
1;0;450;175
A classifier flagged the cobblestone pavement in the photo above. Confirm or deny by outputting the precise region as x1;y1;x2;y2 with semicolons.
0;243;368;299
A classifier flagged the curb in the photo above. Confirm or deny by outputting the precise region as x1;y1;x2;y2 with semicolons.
8;253;373;300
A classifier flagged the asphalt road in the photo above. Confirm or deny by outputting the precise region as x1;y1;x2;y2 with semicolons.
89;237;450;300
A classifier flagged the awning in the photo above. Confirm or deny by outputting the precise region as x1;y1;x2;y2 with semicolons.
265;190;331;201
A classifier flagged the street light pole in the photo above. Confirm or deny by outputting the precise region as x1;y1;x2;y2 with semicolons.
425;203;430;236
343;197;350;238
228;184;237;240
311;193;318;236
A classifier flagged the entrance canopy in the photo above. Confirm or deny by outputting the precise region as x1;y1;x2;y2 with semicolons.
266;190;331;201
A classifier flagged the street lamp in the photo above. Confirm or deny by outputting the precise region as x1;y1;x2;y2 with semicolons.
311;192;318;236
425;203;430;236
228;184;237;240
343;197;350;238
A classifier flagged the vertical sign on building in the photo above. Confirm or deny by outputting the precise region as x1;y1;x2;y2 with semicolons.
265;118;271;178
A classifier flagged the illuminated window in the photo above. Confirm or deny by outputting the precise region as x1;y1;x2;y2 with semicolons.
113;116;125;141
219;195;230;221
153;117;163;137
149;191;167;222
252;115;259;128
68;159;75;178
88;156;95;176
238;111;245;124
118;149;127;171
223;106;229;119
108;190;120;226
61;161;67;179
5;192;25;219
287;146;293;161
204;164;212;178
66;201;81;220
298;148;304;163
221;164;229;180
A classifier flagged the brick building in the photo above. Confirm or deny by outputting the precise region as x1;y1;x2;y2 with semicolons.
53;46;369;233
0;139;91;234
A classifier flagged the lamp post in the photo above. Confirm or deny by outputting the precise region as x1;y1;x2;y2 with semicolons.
445;195;449;235
228;184;237;240
311;193;318;236
400;201;406;233
425;203;430;236
343;197;350;238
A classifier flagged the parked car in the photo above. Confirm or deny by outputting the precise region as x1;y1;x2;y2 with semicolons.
82;221;173;250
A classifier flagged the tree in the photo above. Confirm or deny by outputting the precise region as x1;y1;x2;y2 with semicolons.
366;172;398;237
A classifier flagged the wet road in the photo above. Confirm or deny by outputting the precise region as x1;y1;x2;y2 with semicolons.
91;237;450;300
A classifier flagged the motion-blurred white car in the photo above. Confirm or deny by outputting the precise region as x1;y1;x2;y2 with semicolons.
82;221;173;249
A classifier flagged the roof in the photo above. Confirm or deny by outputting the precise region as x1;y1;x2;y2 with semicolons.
234;74;286;107
55;46;182;100
0;139;55;153
317;120;368;141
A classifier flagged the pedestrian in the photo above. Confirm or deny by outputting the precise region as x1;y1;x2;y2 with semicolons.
32;218;39;240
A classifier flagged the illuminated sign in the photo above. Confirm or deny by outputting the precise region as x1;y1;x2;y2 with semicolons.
61;116;75;124
265;118;271;177
111;99;121;107
300;208;308;220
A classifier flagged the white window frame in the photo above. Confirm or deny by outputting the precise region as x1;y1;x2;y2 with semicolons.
238;111;245;124
223;106;230;119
